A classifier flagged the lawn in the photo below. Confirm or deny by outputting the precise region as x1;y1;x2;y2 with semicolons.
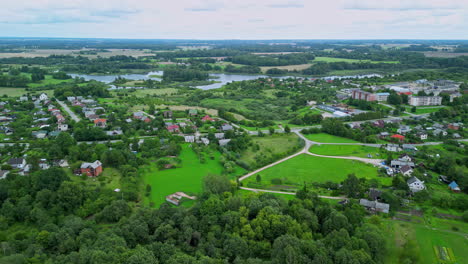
243;154;388;189
142;144;246;207
303;133;359;143
0;87;28;97
28;75;73;88
405;106;446;115
239;133;302;167
260;64;312;73
309;144;385;159
314;56;400;64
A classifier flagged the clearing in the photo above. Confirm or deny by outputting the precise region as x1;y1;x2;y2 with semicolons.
303;133;360;143
313;57;400;64
309;144;385;159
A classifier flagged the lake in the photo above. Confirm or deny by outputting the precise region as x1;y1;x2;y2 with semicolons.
68;71;382;90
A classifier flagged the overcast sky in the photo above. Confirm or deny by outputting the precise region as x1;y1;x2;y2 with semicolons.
1;0;467;39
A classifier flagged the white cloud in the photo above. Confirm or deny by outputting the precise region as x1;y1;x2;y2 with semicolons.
0;0;466;39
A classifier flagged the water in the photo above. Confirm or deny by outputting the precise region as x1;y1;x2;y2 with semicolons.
68;71;382;90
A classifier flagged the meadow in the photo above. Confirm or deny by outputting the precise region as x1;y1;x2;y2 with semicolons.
303;133;360;143
314;56;400;64
243;154;389;189
141;144;246;207
0;87;54;97
309;144;385;159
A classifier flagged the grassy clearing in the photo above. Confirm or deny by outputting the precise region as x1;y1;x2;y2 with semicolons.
309;144;385;159
239;133;301;167
244;154;388;189
142;144;246;207
314;57;400;64
405;106;446;115
28;75;73;88
303;133;359;143
125;88;178;97
0;87;27;97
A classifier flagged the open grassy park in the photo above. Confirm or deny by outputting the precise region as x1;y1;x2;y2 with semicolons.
243;154;390;190
141;144;246;207
309;144;386;159
304;133;360;143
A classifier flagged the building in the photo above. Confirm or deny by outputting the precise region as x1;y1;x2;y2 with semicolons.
201;138;210;145
201;115;214;122
375;92;390;102
397;125;411;134
351;89;376;101
391;134;405;141
333;111;349;118
58;124;68;132
219;139;231;146
163;111;173;118
94;119;107;128
416;132;428;140
184;135;195;143
39;93;48;101
77;160;103;177
221;124;233;131
400;165;413;176
0;170;10;180
409;96;442;106
448;181;461;192
407;176;425;193
188;109;198;116
8;158;26;169
167;125;180;133
359;199;390;214
447;123;462;130
385;144;402;152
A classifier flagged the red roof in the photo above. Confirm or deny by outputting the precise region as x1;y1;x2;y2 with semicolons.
167;125;179;130
391;134;405;140
398;92;412;96
201;115;214;121
94;119;107;124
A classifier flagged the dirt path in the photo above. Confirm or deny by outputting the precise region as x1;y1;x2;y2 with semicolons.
56;99;81;122
239;187;345;199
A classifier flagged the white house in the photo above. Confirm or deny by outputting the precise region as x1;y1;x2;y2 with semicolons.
184;135;195;143
400;165;413;176
39;93;48;101
201;138;210;145
407;176;425;193
58;124;68;132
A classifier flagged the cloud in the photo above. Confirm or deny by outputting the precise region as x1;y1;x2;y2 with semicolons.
267;0;304;8
184;8;219;12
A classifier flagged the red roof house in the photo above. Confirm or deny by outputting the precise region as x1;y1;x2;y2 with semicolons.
201;115;214;122
167;125;180;133
94;119;107;128
76;160;103;177
391;134;405;141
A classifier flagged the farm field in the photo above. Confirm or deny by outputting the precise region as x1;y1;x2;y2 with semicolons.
0;87;54;97
239;133;301;167
313;56;400;64
243;154;389;189
260;64;312;73
309;144;385;158
141;144;246;207
28;75;73;88
303;133;360;143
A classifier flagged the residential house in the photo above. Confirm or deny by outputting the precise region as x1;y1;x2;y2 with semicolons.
379;132;390;138
400;165;413;176
54;159;69;168
447;123;462;130
221;124;233;131
416;132;428;140
453;133;462;139
188;109;198;116
8;158;26;169
163;111;173;118
391;134;405;141
397;125;412;134
402;144;417;152
448;181;461;192
32;130;48;139
432;129;447;137
201;138;210;145
39;93;48;101
39;159;50;170
19;96;28;102
409;96;442;106
351;89;376;101
372;120;385;128
184;135;195;143
58;124;68;132
407;176;425;193
359;199;390;214
439;175;450;184
385;144;402;152
94;119;107;128
219;139;231;146
167;125;180;133
0;170;9;179
214;133;225;139
77;160;103;177
201;115;214;122
133;111;145;120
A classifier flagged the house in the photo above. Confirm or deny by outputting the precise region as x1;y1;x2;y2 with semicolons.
214;133;225;139
398;154;413;162
397;126;411;134
439;175;450;184
402;144;417;152
94;119;107;128
416;132;428;140
201;138;210;145
400;165;413;176
432;129;447;137
221;124;233;131
77;160;103;177
188;109;198;116
19;96;28;102
359;199;390;214
448;181;461;192
58;124;68;132
453;133;462;139
56;114;66;124
391;134;405;141
8;158;26;169
201;115;214;122
32;130;48;139
163;111;173;118
447;123;462;130
219;139;231;146
407;176;425;193
0;170;10;180
184;135;195;143
39;159;50;170
372;120;385;128
133;111;145;119
167;125;180;133
54;159;69;168
39;93;48;101
379;132;390;138
385;144;402;152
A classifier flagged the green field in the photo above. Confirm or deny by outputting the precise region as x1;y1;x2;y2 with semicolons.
314;56;400;64
405;106;446;115
243;154;388;189
142;144;246;207
304;133;359;143
28;75;73;88
240;133;301;167
0;87;54;97
309;144;385;158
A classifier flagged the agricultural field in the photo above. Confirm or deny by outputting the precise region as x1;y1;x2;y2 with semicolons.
0;48;153;58
304;133;360;143
239;133;302;168
243;154;389;190
0;87;54;97
28;75;73;88
260;64;312;73
309;144;385;159
141;144;246;207
313;56;400;64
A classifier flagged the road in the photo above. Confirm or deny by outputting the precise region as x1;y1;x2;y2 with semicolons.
56;99;81;122
239;187;345;200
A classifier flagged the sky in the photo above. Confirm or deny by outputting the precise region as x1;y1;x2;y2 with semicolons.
1;0;467;39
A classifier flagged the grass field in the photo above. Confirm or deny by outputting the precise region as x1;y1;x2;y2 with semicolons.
142;144;246;207
314;57;400;64
118;88;179;97
243;154;388;189
309;144;385;158
260;64;312;73
384;220;468;264
303;133;359;143
239;133;301;167
405;106;446;115
0;87;54;97
28;75;73;88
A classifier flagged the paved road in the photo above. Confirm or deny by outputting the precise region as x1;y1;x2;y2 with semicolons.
56;99;81;122
239;187;345;199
